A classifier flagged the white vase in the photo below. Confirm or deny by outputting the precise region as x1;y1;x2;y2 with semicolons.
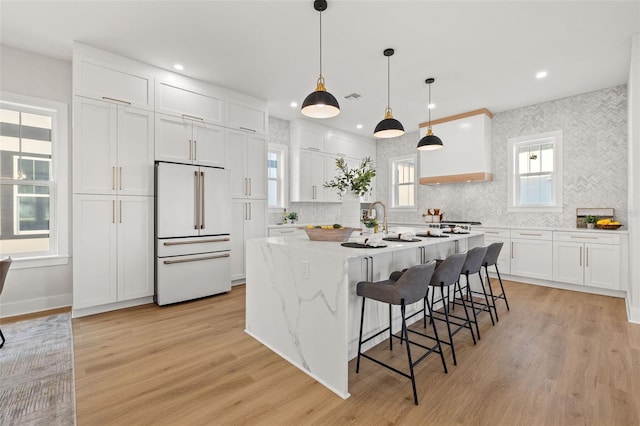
341;191;361;229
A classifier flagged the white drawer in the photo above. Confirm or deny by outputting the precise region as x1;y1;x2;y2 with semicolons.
510;230;553;240
554;231;620;245
157;236;231;257
478;228;510;238
269;227;305;237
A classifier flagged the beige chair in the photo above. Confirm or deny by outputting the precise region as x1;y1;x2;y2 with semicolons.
0;256;12;348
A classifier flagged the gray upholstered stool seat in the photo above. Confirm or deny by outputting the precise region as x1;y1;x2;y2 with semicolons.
452;246;495;339
356;260;447;405
420;252;476;366
482;242;510;320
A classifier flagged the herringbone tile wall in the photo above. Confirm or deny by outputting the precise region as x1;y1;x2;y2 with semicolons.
378;85;628;227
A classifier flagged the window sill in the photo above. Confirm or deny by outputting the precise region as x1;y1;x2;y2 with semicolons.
9;255;70;270
390;207;418;212
508;206;563;213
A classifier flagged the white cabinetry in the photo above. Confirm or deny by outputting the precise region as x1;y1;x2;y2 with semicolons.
226;96;269;135
510;230;553;280
73;52;154;111
477;228;511;274
553;232;621;290
155;81;224;125
73;96;154;196
155;113;225;167
232;199;267;280
268;226;305;237
228;129;267;199
73;195;153;309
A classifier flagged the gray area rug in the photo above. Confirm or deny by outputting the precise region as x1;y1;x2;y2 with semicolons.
0;313;76;425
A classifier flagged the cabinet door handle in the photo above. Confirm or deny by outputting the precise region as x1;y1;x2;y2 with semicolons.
239;126;256;133
586;247;589;267
189;139;193;160
112;200;115;224
248;178;252;195
511;242;514;259
200;171;205;229
579;246;582;266
102;96;131;105
194;171;200;229
182;114;204;121
335;152;346;157
248;202;252;220
119;167;123;190
194;140;198;161
112;167;115;190
244;203;248;220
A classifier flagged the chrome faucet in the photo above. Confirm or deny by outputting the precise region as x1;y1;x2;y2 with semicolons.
368;201;388;234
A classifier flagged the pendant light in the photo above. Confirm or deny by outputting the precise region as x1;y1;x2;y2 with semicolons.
374;48;404;139
301;0;340;119
417;78;443;150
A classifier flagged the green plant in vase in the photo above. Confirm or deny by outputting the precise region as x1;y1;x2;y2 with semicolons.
323;157;376;196
585;215;597;229
287;211;298;223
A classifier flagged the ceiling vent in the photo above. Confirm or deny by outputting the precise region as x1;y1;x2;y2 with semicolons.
344;92;363;101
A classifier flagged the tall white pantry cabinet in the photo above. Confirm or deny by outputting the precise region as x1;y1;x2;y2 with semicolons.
72;47;156;316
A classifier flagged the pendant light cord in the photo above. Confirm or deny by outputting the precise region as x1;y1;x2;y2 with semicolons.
319;11;323;78
428;82;432;125
387;55;391;110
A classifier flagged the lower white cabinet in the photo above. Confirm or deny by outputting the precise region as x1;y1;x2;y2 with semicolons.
553;232;621;290
268;226;305;237
73;194;153;310
477;228;511;274
510;230;553;280
231;199;266;280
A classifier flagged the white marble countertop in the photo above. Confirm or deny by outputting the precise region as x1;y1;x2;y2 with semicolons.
259;230;483;258
387;221;628;234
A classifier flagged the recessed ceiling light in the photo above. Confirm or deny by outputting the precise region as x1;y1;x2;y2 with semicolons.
356;124;363;129
290;101;299;108
536;70;548;79
428;103;435;109
173;64;184;71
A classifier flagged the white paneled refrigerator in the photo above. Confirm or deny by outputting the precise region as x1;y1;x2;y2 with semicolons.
155;162;232;305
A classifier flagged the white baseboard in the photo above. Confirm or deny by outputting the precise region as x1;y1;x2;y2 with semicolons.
626;298;640;324
0;293;72;318
72;297;154;318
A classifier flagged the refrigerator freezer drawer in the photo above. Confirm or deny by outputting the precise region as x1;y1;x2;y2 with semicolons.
156;251;231;305
157;236;231;257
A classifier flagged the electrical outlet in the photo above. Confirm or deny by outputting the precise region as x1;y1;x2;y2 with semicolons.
302;261;310;279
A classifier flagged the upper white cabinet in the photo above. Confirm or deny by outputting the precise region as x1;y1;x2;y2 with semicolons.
419;109;493;185
156;81;224;126
226;95;269;135
228;129;267;199
155;113;225;168
290;119;376;203
73;46;155;111
73;96;154;196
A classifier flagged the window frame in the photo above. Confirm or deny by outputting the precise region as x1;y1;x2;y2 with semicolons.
267;143;288;211
389;154;418;211
507;130;563;213
0;91;69;268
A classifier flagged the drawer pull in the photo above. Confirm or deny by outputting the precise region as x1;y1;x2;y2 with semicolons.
484;231;499;234
570;236;597;239
519;233;543;236
164;253;230;264
163;237;230;246
308;147;321;151
182;114;204;121
280;230;295;234
102;96;131;105
239;126;257;133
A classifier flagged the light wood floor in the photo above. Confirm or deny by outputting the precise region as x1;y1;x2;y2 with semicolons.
72;280;640;425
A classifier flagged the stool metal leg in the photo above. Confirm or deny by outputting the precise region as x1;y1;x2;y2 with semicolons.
456;280;476;345
464;272;481;339
478;271;495;325
356;297;366;373
425;291;448;374
401;303;419;405
495;265;510;311
0;328;5;349
484;266;500;322
441;285;457;366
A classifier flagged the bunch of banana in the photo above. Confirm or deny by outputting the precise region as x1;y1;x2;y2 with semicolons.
597;218;621;225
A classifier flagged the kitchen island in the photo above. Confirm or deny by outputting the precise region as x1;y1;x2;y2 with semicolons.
245;230;483;399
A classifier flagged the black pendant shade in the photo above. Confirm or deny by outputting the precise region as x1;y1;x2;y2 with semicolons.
301;0;340;119
374;48;404;138
417;77;443;151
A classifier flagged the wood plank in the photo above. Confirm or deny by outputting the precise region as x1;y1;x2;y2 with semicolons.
419;108;494;128
72;281;640;425
419;172;493;185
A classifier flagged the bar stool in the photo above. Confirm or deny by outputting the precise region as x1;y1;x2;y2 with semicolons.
356;261;447;405
453;246;494;339
423;252;475;366
482;242;510;321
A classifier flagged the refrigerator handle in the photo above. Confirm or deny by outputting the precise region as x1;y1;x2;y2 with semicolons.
194;171;200;229
200;171;205;229
189;139;192;160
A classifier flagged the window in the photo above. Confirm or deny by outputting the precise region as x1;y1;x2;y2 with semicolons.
267;144;287;209
508;130;563;212
390;155;417;209
0;92;69;267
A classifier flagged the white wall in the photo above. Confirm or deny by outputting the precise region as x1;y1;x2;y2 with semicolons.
627;34;640;323
0;45;73;317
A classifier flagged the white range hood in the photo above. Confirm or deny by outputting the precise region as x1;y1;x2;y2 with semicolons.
419;108;493;185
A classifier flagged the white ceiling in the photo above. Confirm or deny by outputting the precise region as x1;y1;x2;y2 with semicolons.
1;1;639;138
